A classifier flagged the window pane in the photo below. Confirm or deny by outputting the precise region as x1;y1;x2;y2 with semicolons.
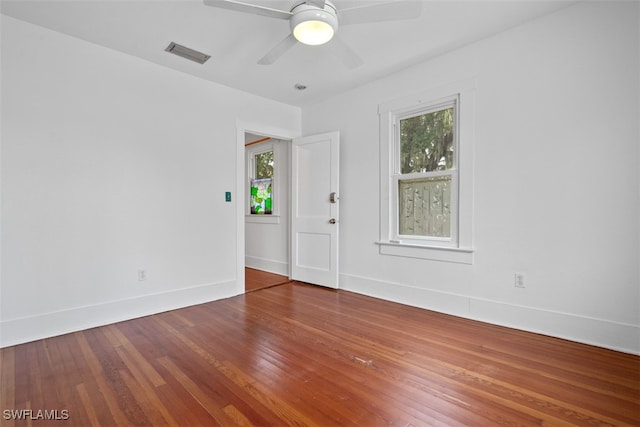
398;176;451;238
400;107;454;174
255;151;273;179
250;178;272;214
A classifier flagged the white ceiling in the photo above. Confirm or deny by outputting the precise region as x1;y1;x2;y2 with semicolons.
1;0;576;107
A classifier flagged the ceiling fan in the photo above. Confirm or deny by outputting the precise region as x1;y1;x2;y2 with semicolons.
203;0;423;68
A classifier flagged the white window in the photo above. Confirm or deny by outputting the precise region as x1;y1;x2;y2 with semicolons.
250;149;273;215
378;80;475;263
246;140;280;224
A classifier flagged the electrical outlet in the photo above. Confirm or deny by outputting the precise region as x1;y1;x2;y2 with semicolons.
138;269;147;281
514;272;526;288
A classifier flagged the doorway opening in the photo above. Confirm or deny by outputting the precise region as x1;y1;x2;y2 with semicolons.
235;123;339;294
243;132;291;293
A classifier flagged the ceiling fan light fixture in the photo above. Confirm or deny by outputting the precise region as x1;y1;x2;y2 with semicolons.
290;2;338;46
293;19;335;45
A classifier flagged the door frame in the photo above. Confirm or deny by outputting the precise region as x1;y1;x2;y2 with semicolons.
235;120;299;295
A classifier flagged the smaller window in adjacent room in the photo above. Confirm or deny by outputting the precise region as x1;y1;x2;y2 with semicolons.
250;150;273;214
246;139;280;224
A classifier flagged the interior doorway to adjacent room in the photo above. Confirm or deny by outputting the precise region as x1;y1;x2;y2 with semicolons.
244;133;291;293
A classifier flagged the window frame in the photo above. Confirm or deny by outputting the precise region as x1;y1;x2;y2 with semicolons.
246;141;280;224
378;80;476;264
392;98;459;247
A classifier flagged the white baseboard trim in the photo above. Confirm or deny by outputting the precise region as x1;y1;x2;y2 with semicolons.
0;280;238;348
245;256;288;276
340;273;640;355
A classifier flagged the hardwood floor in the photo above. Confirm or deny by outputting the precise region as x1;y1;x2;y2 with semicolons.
1;282;638;426
245;268;290;293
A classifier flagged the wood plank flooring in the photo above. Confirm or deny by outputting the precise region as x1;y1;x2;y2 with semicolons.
1;282;639;426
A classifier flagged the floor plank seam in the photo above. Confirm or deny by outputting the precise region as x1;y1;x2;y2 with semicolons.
245;280;293;293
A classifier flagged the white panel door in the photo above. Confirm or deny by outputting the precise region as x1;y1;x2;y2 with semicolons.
291;131;339;288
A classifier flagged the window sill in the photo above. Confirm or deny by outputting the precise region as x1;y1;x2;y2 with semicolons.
246;215;280;224
376;241;474;264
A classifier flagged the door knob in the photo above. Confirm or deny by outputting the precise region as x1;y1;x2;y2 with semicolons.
329;218;336;224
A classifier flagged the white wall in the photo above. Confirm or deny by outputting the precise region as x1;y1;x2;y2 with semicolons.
245;139;290;275
0;15;300;347
302;1;640;353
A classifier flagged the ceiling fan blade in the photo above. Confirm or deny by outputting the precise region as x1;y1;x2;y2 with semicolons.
339;0;422;26
258;34;298;65
203;0;291;20
331;37;364;69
